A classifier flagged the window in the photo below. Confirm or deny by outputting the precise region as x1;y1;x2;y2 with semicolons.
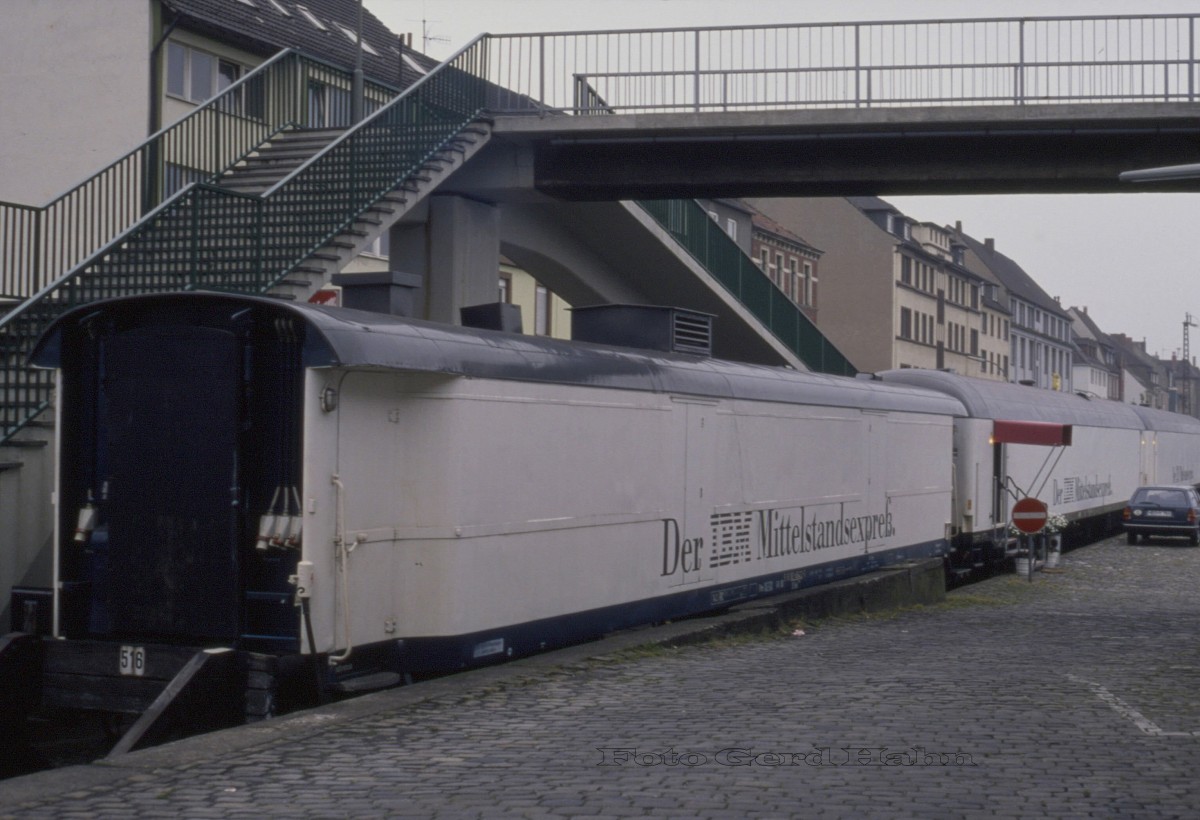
970;329;979;357
335;23;381;55
776;254;787;298
296;4;328;30
165;41;261;117
900;307;912;339
307;80;350;127
402;54;428;76
166;41;243;105
726;218;737;241
163;162;207;197
900;256;912;286
498;273;511;303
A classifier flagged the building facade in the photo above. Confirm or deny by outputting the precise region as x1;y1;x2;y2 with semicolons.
745;197;1008;379
955;231;1073;393
748;208;822;323
1069;306;1123;401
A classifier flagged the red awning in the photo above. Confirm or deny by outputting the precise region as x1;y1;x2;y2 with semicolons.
992;420;1073;447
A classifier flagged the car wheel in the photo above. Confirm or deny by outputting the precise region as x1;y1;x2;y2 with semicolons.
1127;532;1138;545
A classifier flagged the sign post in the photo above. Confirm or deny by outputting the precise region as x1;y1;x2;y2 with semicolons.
1011;497;1048;581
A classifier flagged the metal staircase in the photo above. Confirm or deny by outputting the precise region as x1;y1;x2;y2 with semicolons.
0;45;495;447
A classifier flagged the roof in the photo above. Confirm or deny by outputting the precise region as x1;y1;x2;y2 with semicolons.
877;368;1146;430
1131;404;1200;434
162;0;440;89
957;232;1068;318
845;196;899;215
1069;306;1111;345
33;293;965;418
749;209;821;254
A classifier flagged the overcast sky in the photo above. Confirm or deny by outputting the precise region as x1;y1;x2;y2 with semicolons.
366;0;1200;359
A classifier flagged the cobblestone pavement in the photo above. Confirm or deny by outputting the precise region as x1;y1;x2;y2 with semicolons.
3;534;1200;818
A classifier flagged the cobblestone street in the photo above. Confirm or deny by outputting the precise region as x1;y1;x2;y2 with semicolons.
3;534;1200;818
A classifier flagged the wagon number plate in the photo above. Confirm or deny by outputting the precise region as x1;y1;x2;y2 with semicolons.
119;645;146;677
1146;510;1174;518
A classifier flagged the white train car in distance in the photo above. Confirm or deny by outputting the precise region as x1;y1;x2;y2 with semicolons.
1130;404;1200;488
877;369;1200;570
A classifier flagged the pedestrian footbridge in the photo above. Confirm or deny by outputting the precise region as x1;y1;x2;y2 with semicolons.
465;15;1200;199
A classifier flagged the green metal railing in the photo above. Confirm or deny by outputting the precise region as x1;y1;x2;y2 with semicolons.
567;73;855;374
638;199;856;376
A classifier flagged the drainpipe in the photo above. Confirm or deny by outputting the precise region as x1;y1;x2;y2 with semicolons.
146;5;180;210
350;0;364;123
149;7;180;136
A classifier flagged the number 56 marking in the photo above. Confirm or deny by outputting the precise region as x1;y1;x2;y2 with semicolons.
119;645;146;677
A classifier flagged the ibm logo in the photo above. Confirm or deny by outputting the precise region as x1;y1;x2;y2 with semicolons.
710;511;752;567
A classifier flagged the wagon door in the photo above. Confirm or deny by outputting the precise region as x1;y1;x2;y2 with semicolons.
100;325;242;641
1140;431;1156;486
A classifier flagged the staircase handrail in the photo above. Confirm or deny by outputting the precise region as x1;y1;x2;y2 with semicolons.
3;36;494;344
178;35;495;294
261;35;490;199
0;48;401;300
0;183;264;336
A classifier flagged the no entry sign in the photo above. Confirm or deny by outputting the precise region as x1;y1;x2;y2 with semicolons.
1011;497;1048;534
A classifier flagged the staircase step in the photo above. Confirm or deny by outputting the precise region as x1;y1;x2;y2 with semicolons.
2;439;47;449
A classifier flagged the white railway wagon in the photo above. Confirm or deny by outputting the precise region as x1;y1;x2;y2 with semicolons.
19;293;962;711
878;369;1200;569
1130;404;1200;488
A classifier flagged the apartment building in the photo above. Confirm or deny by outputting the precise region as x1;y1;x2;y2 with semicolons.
746;197;1007;378
955;231;1073;392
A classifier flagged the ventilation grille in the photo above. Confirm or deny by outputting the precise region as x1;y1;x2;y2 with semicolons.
671;311;713;356
571;305;714;356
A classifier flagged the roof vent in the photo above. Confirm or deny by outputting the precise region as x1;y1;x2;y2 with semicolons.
571;305;714;356
460;302;523;333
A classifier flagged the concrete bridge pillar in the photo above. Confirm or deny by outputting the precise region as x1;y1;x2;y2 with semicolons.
389;195;500;324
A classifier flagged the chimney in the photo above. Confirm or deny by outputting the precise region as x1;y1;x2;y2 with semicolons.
985;238;995;252
955;220;963;233
1083;306;1088;315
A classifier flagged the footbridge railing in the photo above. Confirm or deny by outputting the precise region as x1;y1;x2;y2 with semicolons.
474;15;1200;114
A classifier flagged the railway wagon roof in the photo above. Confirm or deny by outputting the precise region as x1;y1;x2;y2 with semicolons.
876;368;1146;430
33;293;965;417
1130;404;1200;434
